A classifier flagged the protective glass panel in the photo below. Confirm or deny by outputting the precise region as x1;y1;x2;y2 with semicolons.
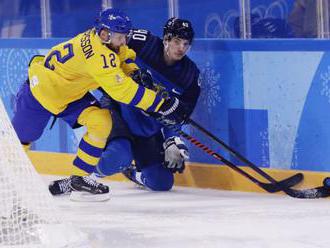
0;0;41;38
248;0;295;38
112;0;168;37
178;0;240;39
51;0;101;37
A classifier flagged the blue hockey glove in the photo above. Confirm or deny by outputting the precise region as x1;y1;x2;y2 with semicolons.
163;136;189;173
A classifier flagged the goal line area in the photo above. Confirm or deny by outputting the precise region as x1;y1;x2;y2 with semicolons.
27;151;330;195
0;99;87;247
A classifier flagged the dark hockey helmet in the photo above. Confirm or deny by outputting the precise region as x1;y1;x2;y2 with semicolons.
163;17;194;43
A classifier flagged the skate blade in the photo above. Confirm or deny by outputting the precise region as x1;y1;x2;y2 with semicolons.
70;191;110;202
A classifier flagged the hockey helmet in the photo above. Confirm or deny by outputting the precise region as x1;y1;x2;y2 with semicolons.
163;17;194;43
95;8;132;34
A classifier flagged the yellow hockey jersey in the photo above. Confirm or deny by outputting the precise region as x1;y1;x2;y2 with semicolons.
28;29;164;115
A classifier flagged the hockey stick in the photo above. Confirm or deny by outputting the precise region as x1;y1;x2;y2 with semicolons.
188;118;330;199
159;119;302;193
188;118;295;185
137;73;299;191
285;186;330;199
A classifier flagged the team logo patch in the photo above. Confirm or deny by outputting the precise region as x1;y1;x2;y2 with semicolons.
115;74;123;83
30;75;39;88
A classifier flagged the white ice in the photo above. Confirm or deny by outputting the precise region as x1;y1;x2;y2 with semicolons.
46;176;330;248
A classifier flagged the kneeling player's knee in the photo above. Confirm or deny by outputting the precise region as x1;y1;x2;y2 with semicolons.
81;107;112;139
104;138;133;167
115;141;134;168
143;165;174;191
98;138;133;175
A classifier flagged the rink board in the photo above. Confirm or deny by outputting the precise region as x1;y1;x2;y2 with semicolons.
28;151;330;195
3;39;330;172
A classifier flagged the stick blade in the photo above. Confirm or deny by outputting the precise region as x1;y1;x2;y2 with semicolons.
260;173;304;193
285;186;330;199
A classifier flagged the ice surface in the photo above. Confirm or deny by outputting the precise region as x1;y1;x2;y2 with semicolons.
45;176;330;248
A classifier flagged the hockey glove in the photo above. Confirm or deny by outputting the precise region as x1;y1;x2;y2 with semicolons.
163;136;189;173
131;70;188;125
99;94;112;108
132;69;171;99
131;69;155;90
99;88;120;110
156;96;188;125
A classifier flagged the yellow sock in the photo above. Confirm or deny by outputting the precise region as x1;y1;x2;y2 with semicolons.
22;143;31;152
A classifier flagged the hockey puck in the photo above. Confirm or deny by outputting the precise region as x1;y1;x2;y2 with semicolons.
323;177;330;189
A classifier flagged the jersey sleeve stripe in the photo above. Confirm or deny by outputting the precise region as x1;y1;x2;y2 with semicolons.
146;94;163;112
128;85;145;106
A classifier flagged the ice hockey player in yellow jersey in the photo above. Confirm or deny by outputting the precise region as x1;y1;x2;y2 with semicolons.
12;8;188;201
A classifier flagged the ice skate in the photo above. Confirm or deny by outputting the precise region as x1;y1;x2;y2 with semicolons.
122;164;145;188
70;174;110;202
48;177;73;196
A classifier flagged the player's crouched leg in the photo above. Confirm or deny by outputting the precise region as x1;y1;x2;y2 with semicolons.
74;107;112;173
96;138;133;176
141;164;174;191
70;107;112;201
49;106;112;199
79;106;112;143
